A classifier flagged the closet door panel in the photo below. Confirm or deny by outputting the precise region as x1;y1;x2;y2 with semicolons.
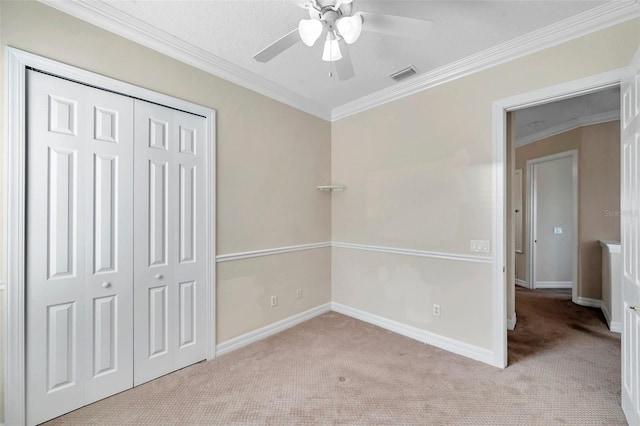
173;112;206;368
134;102;177;385
27;72;87;426
133;100;206;385
84;87;134;403
26;70;134;425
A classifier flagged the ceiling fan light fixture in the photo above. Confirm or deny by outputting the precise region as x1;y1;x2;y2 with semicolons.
322;33;342;62
336;14;362;44
298;19;323;46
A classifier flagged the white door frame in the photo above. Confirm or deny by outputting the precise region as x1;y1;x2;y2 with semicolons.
526;150;579;301
491;67;626;368
4;47;217;425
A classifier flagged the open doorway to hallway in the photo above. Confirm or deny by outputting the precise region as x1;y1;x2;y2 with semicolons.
506;86;622;364
495;52;640;423
503;87;624;417
507;86;621;334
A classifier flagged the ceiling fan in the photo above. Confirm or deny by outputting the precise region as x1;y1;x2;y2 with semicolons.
252;0;433;81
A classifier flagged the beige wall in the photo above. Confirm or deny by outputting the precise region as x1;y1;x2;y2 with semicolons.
218;248;331;342
0;1;332;420
580;122;622;299
332;21;638;351
515;121;621;300
332;247;493;348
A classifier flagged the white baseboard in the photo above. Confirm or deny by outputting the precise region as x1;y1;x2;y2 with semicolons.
574;297;622;332
331;302;494;366
515;279;528;288
575;296;602;309
609;321;622;333
600;303;622;333
507;313;517;330
215;303;331;356
535;281;572;289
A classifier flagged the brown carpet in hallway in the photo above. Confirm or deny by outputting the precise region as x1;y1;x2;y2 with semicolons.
46;288;624;425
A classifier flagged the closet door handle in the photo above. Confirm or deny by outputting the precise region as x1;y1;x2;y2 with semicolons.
155;274;164;280
102;282;111;289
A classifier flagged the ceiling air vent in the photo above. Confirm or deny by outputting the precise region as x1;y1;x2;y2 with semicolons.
389;66;419;83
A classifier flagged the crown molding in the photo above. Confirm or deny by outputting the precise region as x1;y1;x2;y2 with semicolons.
516;109;620;147
38;0;639;124
332;1;640;121
39;0;333;121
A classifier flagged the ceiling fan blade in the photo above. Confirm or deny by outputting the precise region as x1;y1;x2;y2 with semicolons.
335;39;355;81
253;28;300;63
298;0;320;10
358;12;433;40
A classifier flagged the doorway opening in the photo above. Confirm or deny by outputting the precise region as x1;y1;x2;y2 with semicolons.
491;68;627;369
505;85;622;365
509;85;621;312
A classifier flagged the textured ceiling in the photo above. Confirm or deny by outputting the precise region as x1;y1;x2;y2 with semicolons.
105;0;609;109
515;86;620;144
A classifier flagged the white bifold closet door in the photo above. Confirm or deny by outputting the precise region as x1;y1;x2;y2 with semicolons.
26;70;135;425
133;100;206;386
26;70;207;424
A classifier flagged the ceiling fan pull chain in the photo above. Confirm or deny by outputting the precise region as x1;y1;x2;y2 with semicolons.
328;40;334;77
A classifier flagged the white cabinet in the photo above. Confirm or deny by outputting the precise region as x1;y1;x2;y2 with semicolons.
600;240;622;333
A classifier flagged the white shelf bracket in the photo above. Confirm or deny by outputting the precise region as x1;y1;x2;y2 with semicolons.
317;185;347;192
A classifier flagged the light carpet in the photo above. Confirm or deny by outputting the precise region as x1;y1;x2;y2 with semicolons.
46;288;625;425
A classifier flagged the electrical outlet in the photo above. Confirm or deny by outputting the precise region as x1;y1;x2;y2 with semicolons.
296;289;303;300
270;295;278;307
470;240;490;253
433;304;441;317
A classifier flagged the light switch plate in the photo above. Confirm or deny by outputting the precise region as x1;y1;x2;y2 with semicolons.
553;227;563;234
470;240;490;253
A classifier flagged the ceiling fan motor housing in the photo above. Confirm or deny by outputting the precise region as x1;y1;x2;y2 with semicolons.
308;1;353;22
320;10;340;28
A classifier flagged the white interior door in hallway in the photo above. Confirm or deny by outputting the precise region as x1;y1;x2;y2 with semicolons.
529;152;577;291
26;70;207;425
